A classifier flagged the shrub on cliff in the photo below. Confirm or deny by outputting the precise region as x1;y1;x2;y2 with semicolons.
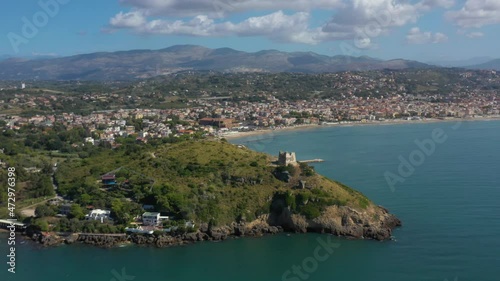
299;205;321;220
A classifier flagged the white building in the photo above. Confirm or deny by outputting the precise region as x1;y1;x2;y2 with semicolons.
85;209;111;223
84;137;95;145
142;212;169;226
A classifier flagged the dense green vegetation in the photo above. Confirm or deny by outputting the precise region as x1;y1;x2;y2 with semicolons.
53;139;373;228
1;75;386;231
0;130;57;218
1;118;374;233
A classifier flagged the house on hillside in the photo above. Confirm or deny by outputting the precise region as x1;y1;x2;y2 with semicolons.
85;209;111;223
101;174;117;187
60;204;72;215
142;212;169;226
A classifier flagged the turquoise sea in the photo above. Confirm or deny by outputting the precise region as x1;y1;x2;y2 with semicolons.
1;120;499;281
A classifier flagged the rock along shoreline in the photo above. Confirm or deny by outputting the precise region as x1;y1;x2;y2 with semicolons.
22;209;402;248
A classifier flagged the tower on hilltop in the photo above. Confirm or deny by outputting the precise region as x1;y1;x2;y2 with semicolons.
278;151;297;166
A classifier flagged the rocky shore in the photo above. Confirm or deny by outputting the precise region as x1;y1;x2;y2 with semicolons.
267;204;402;241
24;206;401;248
24;221;283;248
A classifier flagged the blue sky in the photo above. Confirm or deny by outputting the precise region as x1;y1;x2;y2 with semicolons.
1;0;499;61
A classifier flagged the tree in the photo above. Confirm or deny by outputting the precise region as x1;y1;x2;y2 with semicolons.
79;194;92;206
111;199;132;225
25;174;55;198
68;204;85;220
32;218;49;232
35;205;55;218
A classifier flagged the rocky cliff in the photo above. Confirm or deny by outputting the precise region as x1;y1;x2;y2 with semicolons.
267;204;401;240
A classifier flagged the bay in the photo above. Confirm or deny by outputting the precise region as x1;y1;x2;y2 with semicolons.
1;120;499;281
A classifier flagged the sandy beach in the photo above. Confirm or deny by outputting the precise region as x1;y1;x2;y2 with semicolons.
223;116;500;140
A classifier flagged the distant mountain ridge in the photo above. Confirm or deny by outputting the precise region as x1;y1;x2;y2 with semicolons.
0;55;11;62
468;59;500;71
0;45;433;80
429;57;493;68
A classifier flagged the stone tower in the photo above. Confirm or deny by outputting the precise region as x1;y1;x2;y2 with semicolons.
278;151;297;166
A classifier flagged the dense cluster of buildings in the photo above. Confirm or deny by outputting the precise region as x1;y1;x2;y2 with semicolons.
1;90;499;146
1;70;499;145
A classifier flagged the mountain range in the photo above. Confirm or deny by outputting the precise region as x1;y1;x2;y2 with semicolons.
429;57;494;68
0;45;498;80
0;45;432;81
468;59;500;71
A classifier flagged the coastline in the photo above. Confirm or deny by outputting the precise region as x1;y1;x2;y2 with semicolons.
21;207;401;248
21;222;285;248
223;116;500;140
6;119;411;249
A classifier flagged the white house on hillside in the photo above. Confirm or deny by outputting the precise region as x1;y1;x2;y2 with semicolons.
85;209;111;223
142;212;169;226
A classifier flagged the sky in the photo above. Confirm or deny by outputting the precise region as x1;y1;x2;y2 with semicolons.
1;0;499;62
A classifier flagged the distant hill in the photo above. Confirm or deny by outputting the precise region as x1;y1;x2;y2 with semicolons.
468;59;500;71
430;57;493;68
0;55;11;62
0;45;432;80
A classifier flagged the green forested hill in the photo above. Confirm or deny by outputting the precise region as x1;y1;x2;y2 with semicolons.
55;140;373;225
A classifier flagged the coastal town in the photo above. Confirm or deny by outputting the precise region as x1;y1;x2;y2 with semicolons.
1;0;499;278
0;68;498;247
1;70;499;146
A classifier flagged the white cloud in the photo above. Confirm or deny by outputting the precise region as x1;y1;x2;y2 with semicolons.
110;11;147;28
446;0;500;28
323;0;421;36
111;10;325;44
219;11;324;44
108;0;456;45
465;31;484;38
118;0;343;18
406;27;448;44
319;0;453;48
419;0;455;9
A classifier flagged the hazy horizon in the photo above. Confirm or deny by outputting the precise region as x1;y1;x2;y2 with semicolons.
0;44;497;68
1;0;499;62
